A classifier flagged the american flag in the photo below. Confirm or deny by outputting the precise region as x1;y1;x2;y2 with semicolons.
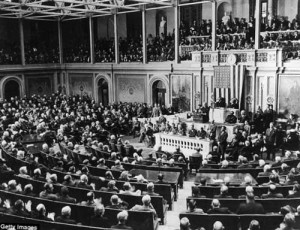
213;65;245;107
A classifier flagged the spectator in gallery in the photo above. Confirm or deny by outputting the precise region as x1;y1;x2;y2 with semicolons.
90;204;110;228
213;221;225;230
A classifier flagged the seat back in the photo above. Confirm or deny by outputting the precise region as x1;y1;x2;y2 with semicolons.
239;214;284;230
189;156;202;170
0;212;109;230
179;213;239;230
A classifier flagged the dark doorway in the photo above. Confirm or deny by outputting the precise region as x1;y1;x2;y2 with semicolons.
152;80;166;106
4;80;20;100
98;78;109;106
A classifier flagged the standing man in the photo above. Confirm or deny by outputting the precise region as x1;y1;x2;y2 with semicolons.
265;122;277;160
263;104;275;130
218;126;228;160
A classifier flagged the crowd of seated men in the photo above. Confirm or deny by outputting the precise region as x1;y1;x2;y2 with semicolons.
24;41;59;64
0;94;188;228
179;14;300;61
0;41;21;65
63;33;175;63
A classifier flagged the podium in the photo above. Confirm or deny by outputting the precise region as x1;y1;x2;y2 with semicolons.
209;108;240;123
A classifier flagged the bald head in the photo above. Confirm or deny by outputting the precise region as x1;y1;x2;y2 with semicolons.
213;221;224;230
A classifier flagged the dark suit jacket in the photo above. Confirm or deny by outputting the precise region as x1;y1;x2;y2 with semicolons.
207;207;232;214
90;215;110;228
266;128;277;144
236;201;265;214
218;131;228;145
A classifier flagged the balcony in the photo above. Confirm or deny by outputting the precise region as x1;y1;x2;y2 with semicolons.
186;48;283;68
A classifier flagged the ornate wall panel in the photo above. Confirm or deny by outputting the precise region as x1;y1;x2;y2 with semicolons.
69;73;93;97
116;75;146;103
26;75;53;96
278;75;300;118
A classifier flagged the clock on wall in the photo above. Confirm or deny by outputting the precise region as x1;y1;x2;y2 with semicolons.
227;54;237;65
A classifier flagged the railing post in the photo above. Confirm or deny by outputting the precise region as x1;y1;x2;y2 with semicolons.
113;11;119;64
142;6;147;64
255;0;262;49
57;19;64;64
174;0;180;63
19;19;25;66
89;16;95;64
211;0;217;51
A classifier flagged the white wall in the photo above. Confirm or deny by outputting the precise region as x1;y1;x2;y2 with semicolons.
277;0;298;21
96;14;127;39
232;0;249;20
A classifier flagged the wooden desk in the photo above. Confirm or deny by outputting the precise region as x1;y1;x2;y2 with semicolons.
154;133;213;158
194;172;257;185
130;168;180;201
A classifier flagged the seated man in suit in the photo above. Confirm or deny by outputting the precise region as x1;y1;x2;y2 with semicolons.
39;183;58;201
197;127;207;139
186;199;204;213
188;124;198;138
100;180;119;193
207;199;232;214
111;210;133;230
236;192;265;214
257;164;272;177
119;182;141;196
106;194;128;210
179;217;193;230
90;204;110;228
238;186;260;199
209;146;220;163
58;186;76;203
272;156;283;168
261;184;284;199
225;111;237;124
142;182;160;196
287;184;300;198
130;195;157;219
214;185;232;198
76;174;94;190
213;221;225;230
56;206;77;224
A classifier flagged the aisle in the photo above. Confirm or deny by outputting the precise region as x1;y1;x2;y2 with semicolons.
127;135;194;230
158;181;194;230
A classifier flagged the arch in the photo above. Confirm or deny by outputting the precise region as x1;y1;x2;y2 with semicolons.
0;76;24;100
218;1;232;22
152;80;166;106
94;73;113;104
148;75;170;107
98;78;109;106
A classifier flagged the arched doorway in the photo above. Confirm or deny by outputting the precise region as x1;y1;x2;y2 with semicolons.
4;79;20;100
98;78;109;106
152;80;166;106
218;2;232;22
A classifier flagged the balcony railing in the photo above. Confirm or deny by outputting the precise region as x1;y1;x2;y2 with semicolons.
189;49;283;67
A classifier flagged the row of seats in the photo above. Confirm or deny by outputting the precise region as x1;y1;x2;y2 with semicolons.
191;185;294;198
186;197;300;213
0;189;158;230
